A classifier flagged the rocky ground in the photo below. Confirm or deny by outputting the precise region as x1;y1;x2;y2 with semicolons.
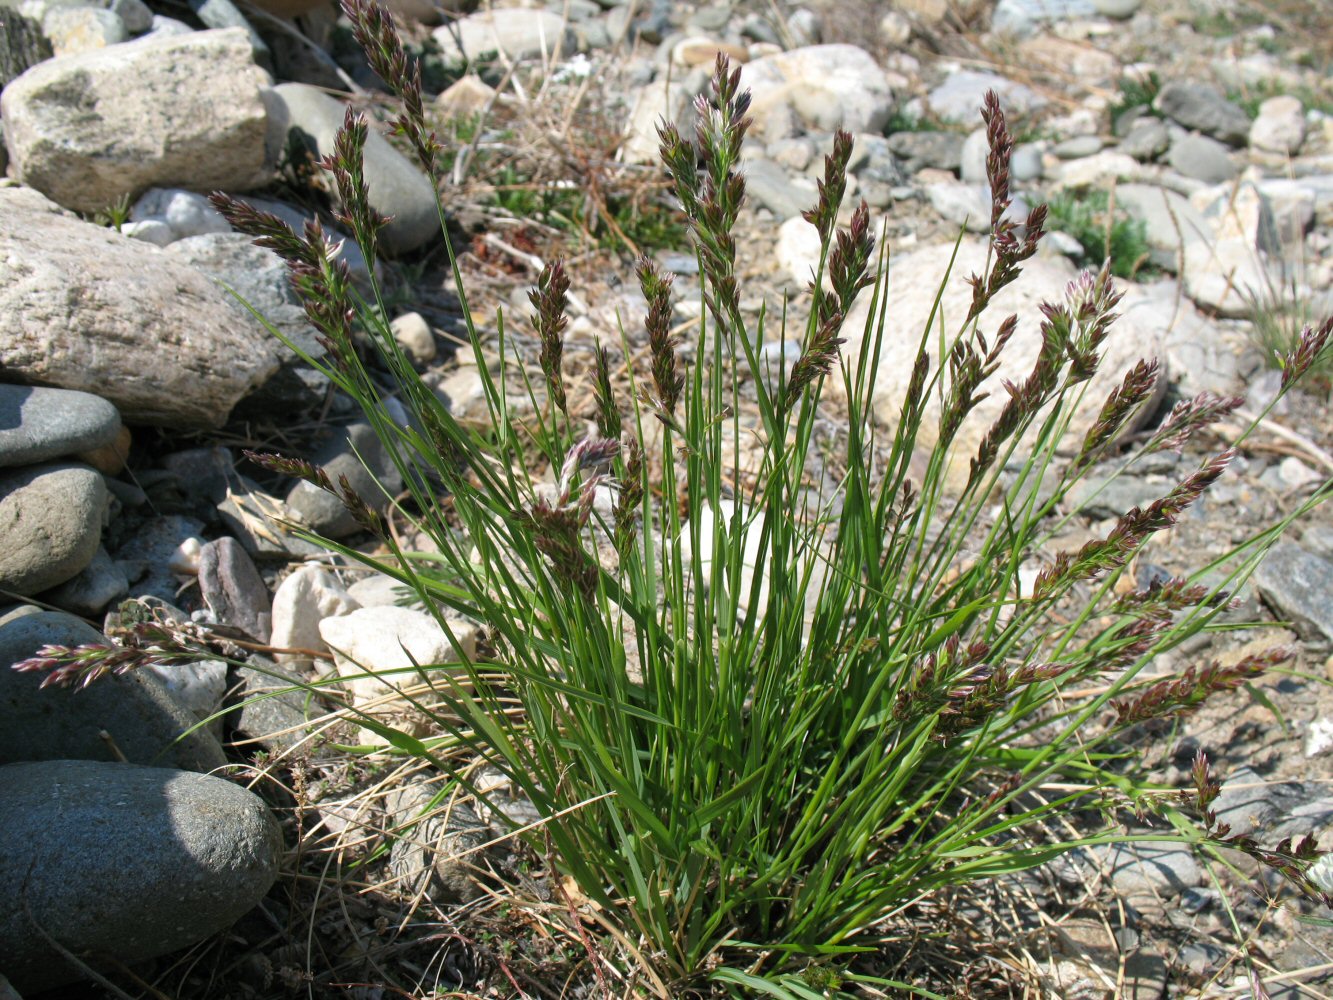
1;0;1332;995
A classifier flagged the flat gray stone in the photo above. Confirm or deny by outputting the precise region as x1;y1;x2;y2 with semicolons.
1154;81;1250;146
386;776;489;903
0;462;105;596
0;609;227;771
0;759;280;994
269;82;438;256
285;421;403;539
742;158;818;220
1254;542;1333;641
887;130;965;173
1097;841;1202;897
1167;133;1238;184
0;385;122;469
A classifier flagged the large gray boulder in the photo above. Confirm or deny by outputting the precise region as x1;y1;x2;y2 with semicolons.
0;759;281;993
0;187;280;428
0;608;227;772
0;28;272;213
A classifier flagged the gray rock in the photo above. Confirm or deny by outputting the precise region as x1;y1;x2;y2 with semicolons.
959;127;988;183
1066;472;1172;519
232;194;374;285
926;70;1046;124
1114;182;1212;270
146;12;192;35
269;82;438;256
0;759;280;994
742;158;818;220
738;45;894;135
285;421;404;539
0;608;227;771
0;385;122;469
165;233;329;414
1118;118;1170;161
41;546;129;617
110;0;153;32
925;182;1014;233
1097;841;1202;897
1154;81;1250;146
1092;0;1139;16
0;188;280;429
1254;542;1333;641
1012;142;1044;181
990;0;1095;34
386;776;489;902
130;187;233;240
1167;133;1238;184
887;130;965;173
0;28;271;214
1052;135;1103;159
226;658;328;754
198;537;272;643
0;463;105;596
433;8;576;63
1212;765;1306;837
161;445;236;504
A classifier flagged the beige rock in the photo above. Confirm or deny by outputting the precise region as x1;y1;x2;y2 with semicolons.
319;605;479;744
0;187;280;428
391;311;437;364
621;76;694;165
810;238;1171;491
435;74;496;120
671;37;749;68
1;28;272;214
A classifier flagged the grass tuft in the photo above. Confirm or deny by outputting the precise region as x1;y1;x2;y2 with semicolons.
21;4;1333;995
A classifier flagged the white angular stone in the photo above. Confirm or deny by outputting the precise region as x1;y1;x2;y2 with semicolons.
270;565;360;666
1182;238;1271;318
0;29;272;214
1054;150;1143;188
